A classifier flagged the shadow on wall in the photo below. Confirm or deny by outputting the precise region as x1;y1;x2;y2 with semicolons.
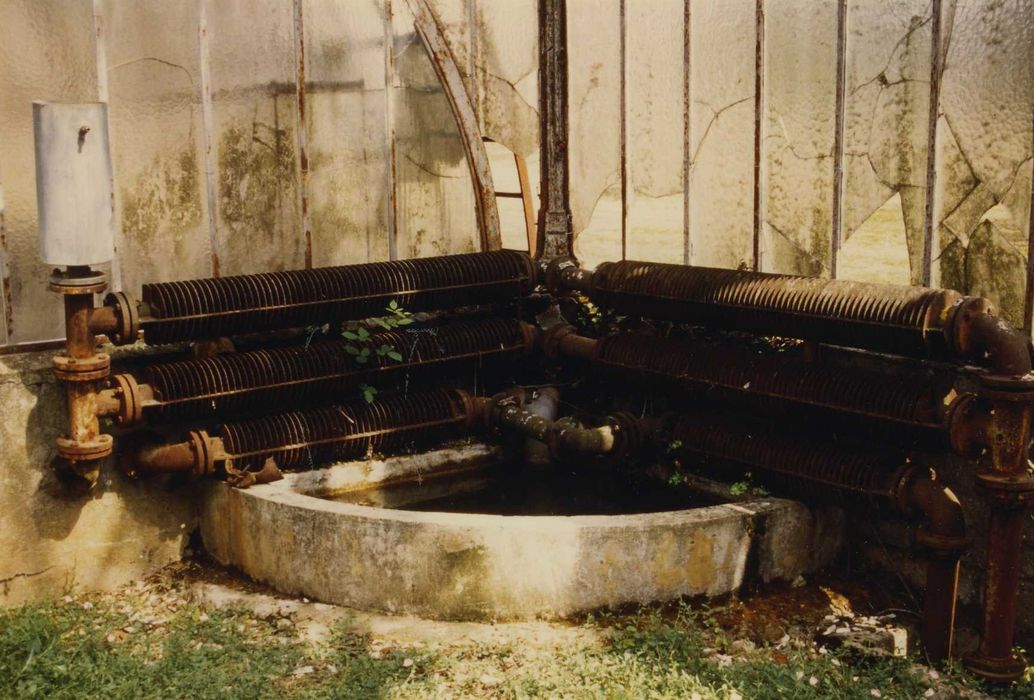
1;351;196;603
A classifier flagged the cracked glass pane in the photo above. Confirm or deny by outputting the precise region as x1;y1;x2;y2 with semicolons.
474;0;539;159
840;0;931;286
206;0;304;275
762;0;838;276
935;0;1032;327
391;0;478;258
688;0;756;269
625;0;685;264
0;0;99;343
569;0;622;269
838;193;911;285
304;0;390;265
101;0;213;296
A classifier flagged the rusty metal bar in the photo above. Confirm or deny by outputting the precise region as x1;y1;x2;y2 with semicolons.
619;0;628;261
964;377;1034;682
921;0;943;287
513;151;539;256
752;0;765;271
409;0;502;251
682;0;692;266
537;0;574;261
830;0;848;279
384;0;399;261
198;0;221;277
1024;104;1034;334
292;0;313;268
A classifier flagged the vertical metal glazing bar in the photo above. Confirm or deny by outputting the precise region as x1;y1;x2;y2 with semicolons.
384;0;400;261
682;0;692;266
1024;107;1034;334
619;0;628;261
537;0;573;261
752;0;765;272
830;0;847;279
293;0;313;269
198;0;222;277
0;185;10;345
921;0;943;287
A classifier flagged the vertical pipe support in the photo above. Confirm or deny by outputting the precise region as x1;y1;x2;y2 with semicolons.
964;376;1034;683
50;267;113;485
537;0;573;261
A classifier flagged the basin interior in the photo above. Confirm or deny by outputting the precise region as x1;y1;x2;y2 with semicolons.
322;461;728;515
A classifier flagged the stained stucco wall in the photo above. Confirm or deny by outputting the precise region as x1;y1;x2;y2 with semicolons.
0;1;1032;622
0;348;196;605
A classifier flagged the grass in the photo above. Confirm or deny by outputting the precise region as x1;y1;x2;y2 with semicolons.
2;588;1029;700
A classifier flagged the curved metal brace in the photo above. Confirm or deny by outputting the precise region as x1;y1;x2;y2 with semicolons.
406;0;502;251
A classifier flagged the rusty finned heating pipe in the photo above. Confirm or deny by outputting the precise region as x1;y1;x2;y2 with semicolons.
550;258;1034;373
127;388;477;477
107;319;537;426
665;410;964;662
134;250;536;344
543;325;955;437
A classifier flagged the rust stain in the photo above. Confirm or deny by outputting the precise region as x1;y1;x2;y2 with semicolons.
294;0;312;269
752;0;765;271
830;0;847;278
0;194;12;342
920;0;943;287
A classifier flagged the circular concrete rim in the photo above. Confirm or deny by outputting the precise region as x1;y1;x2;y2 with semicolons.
200;445;843;621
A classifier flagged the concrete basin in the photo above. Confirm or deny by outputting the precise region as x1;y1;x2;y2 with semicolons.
200;444;844;621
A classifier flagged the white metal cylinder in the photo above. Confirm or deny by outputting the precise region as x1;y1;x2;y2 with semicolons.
33;102;116;266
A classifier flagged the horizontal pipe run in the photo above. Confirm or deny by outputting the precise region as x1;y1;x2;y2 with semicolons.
555;260;1034;375
665;410;962;661
115;319;535;426
138;250;536;344
545;326;955;437
477;389;650;459
126;389;476;477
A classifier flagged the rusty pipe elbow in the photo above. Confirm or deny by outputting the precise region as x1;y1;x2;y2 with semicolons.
901;471;966;664
129;439;198;475
125;430;220;477
906;475;966;553
946;298;1033;377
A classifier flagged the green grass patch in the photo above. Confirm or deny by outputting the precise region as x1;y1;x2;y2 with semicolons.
0;595;1029;699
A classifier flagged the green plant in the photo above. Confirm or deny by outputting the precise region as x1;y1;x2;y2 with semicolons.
341;301;413;401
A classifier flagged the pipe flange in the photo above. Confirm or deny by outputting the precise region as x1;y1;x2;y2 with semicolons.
48;268;108;295
914;528;967;554
52;353;111;381
964;652;1028;684
517;321;540;353
188;430;217;477
976;372;1034;400
56;434;113;461
943;296;995;347
540;324;576;359
543;256;579;295
973;472;1034;506
102;291;140;345
109;373;144;426
944;393;990;457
